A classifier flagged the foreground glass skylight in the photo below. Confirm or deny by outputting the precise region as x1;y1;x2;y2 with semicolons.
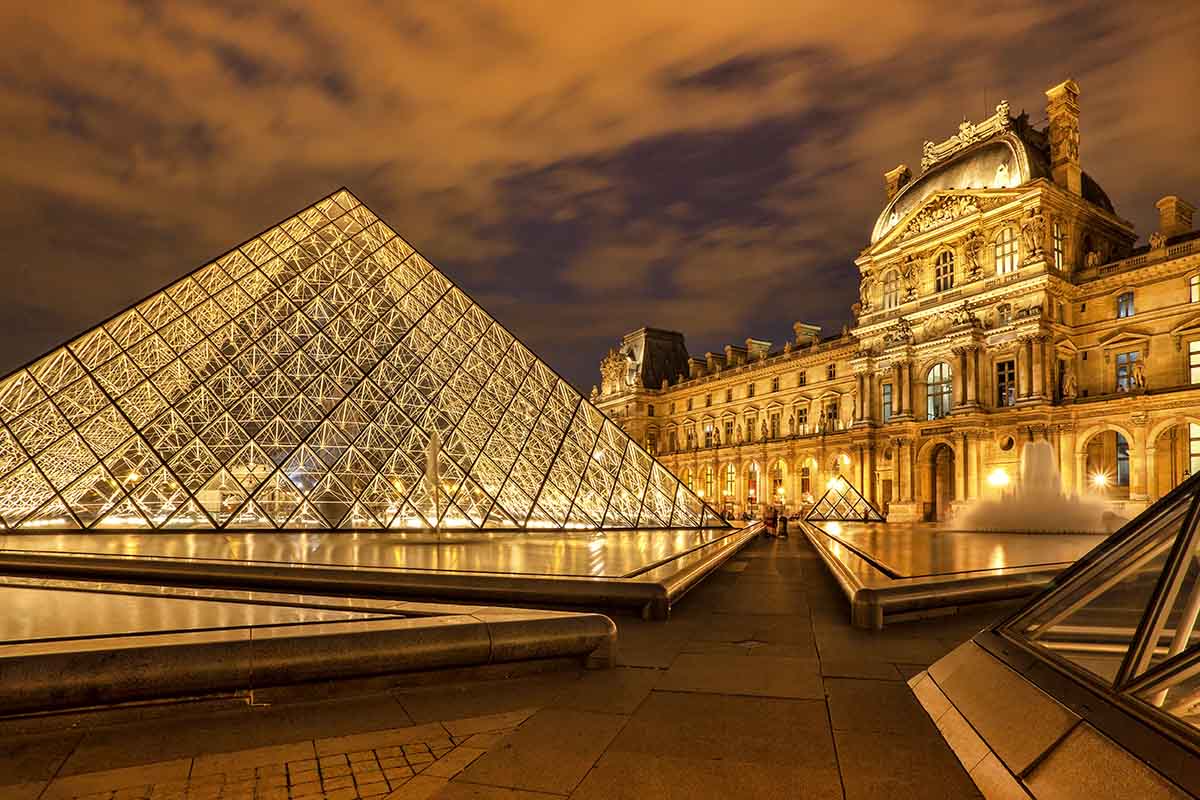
1003;477;1200;736
0;189;724;532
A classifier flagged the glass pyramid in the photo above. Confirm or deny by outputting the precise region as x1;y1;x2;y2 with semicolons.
1000;473;1200;735
0;189;725;532
804;477;885;522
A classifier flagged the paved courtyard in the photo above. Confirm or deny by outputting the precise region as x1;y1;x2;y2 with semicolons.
0;533;1020;799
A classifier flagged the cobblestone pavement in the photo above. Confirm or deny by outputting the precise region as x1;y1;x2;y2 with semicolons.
1;534;1021;799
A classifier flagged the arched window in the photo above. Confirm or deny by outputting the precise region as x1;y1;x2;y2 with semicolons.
771;460;786;504
747;463;760;511
994;227;1019;274
935;250;955;292
926;362;953;420
682;468;693;492
724;463;736;499
800;464;812;496
883;271;901;309
703;466;715;500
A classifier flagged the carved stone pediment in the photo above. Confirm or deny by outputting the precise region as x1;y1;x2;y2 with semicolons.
922;101;1012;171
895;192;1008;242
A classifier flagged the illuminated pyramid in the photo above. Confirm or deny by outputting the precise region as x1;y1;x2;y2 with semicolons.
0;189;725;532
805;477;884;522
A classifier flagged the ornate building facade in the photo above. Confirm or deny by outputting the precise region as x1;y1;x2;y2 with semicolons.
595;79;1200;523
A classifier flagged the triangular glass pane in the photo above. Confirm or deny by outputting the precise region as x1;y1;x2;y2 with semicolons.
163;499;215;529
252;470;303;527
308;474;356;527
198;469;248;526
227;499;272;529
284;500;327;529
35;432;98;490
131;466;190;526
62;464;126;528
1014;492;1194;683
95;497;151;529
18;496;79;530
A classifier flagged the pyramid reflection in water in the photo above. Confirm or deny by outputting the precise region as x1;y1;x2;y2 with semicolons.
0;189;724;532
804;477;885;523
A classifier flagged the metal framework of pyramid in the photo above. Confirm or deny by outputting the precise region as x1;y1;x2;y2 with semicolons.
0;189;726;532
999;472;1200;740
804;477;884;523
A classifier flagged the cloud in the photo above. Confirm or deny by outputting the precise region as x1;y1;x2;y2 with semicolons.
0;0;1196;387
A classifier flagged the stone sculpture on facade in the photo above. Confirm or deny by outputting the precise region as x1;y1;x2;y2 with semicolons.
1021;208;1047;258
761;420;769;441
1150;231;1168;249
963;230;984;278
1062;363;1079;400
1132;359;1147;390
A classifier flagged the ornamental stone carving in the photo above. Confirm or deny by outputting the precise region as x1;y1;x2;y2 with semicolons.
1150;231;1168;249
883;317;915;347
921;101;1011;171
1132;359;1147;389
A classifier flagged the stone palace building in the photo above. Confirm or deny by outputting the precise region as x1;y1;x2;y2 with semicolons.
593;79;1200;523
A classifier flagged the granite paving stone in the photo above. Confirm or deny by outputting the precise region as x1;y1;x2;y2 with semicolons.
658;652;825;699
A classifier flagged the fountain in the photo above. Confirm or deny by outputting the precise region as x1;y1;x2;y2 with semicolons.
954;440;1121;533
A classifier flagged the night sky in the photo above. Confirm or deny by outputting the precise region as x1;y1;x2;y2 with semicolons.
1;2;1198;391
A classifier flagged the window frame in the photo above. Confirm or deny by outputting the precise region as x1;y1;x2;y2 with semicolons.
1116;292;1135;319
1053;221;1065;270
881;382;893;421
883;270;901;309
935;249;955;293
995;227;1020;274
996;359;1016;407
926;362;953;420
1115;350;1140;392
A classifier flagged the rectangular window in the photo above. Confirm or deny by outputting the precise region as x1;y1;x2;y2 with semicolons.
746;415;756;442
800;467;811;495
704;423;714;448
1053;221;1065;270
724;418;733;444
1191;275;1200;304
685;427;695;449
996;360;1016;407
705;393;712;407
826;363;837;381
1190;340;1200;385
686;398;693;411
770;413;780;439
1116;292;1135;318
747;383;756;398
647;405;654;417
796;406;808;433
646;431;657;454
995;228;1019;274
1190;422;1200;475
669;402;675;414
997;304;1012;325
882;383;893;421
1116;350;1140;391
724;465;735;498
935;251;954;292
798;370;807;387
825;402;839;430
771;376;780;393
725;388;733;403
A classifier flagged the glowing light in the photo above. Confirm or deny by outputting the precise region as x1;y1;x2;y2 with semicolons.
696;489;704;498
986;468;1010;488
840;454;850;465
827;477;846;493
1091;472;1110;489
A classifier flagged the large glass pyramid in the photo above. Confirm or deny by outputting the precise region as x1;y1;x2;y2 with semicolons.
804;477;885;523
1000;473;1200;735
0;189;725;532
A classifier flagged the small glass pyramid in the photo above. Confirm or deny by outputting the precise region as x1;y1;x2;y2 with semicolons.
804;476;884;522
1000;474;1200;734
0;189;725;532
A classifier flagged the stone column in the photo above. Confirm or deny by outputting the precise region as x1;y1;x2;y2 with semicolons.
1016;342;1028;399
892;439;902;503
1146;446;1158;501
899;439;914;501
1058;425;1075;497
1031;336;1045;399
957;433;968;502
901;362;913;416
855;373;865;421
1074;450;1086;496
970;432;982;499
966;347;979;405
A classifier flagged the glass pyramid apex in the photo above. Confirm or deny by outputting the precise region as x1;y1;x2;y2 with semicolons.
804;477;884;523
0;188;726;532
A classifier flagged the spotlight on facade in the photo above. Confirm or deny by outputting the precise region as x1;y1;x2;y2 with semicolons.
840;454;851;465
1091;472;1110;489
828;477;846;493
697;489;704;498
986;468;1010;488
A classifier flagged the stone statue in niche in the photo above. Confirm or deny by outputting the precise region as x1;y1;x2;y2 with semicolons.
761;420;769;440
963;230;984;279
1021;209;1047;258
1132;359;1147;390
1061;363;1078;400
899;255;919;299
788;413;795;435
735;423;743;444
